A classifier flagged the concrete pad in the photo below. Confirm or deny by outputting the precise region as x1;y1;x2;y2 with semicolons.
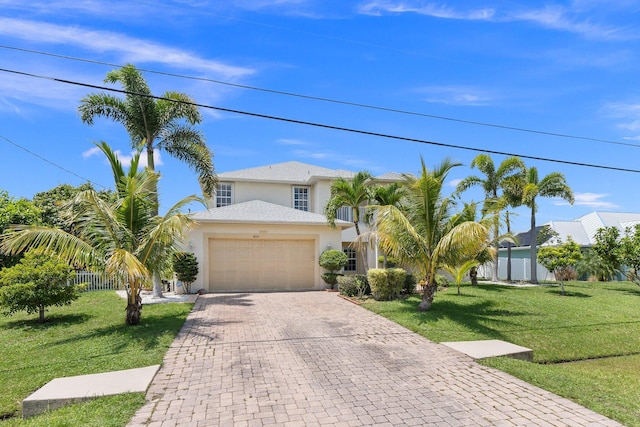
22;365;160;418
441;339;533;361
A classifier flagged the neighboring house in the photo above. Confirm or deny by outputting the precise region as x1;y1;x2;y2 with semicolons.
491;211;640;281
187;161;401;292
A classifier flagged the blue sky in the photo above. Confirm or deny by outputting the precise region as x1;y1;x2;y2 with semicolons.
1;0;640;233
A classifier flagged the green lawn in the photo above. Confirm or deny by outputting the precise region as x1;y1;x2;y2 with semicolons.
363;281;640;427
0;291;192;426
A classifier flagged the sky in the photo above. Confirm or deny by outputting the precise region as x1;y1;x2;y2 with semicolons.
1;0;640;233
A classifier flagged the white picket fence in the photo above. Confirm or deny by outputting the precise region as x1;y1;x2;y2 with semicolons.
71;271;121;291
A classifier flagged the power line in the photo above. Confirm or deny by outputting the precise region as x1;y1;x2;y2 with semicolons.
0;134;108;190
1;44;638;149
2;66;640;175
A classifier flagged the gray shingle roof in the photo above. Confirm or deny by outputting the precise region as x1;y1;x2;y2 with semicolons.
218;161;356;184
218;161;404;184
190;200;353;228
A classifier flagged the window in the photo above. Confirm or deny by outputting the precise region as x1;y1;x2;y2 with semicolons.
343;248;357;272
293;186;309;211
336;206;353;222
216;183;232;207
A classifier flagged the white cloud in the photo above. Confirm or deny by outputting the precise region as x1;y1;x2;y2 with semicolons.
277;138;310;146
358;1;494;20
448;178;462;187
83;147;163;168
602;102;640;132
0;17;254;80
561;192;619;209
356;2;631;40
417;85;497;106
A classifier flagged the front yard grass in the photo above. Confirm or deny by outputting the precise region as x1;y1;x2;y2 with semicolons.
0;290;192;426
363;281;640;427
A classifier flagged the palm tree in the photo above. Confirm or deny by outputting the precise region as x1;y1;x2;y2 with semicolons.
78;64;216;209
369;182;406;268
519;167;574;284
456;155;525;282
79;64;215;298
0;143;199;325
375;158;491;311
443;260;479;296
325;171;375;272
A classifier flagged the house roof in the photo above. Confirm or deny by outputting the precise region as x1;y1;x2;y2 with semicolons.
218;161;403;184
505;211;640;248
190;200;353;228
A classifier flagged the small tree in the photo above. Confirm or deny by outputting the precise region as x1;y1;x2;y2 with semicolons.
172;252;199;294
319;249;348;289
443;260;479;296
593;225;640;287
537;238;581;296
0;252;83;322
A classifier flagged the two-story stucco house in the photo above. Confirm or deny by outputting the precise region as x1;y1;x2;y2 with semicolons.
186;161;402;293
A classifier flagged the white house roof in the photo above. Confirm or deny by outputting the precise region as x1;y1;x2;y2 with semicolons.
190;200;353;228
218;161;403;184
543;211;640;246
218;161;356;184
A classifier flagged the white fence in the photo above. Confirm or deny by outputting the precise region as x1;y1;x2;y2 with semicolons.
477;258;555;282
71;271;120;291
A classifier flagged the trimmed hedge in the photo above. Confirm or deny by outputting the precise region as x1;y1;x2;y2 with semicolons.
368;268;406;301
337;274;369;297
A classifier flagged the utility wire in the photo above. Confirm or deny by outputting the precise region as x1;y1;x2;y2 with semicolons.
1;44;638;149
2;66;640;174
0;134;108;190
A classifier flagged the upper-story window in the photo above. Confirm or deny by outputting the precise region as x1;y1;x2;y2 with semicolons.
216;183;233;207
336;206;353;222
293;186;309;211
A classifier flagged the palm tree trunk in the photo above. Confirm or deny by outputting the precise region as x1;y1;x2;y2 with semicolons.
506;212;512;281
126;292;143;325
492;220;499;281
418;282;436;311
530;205;538;284
152;272;164;298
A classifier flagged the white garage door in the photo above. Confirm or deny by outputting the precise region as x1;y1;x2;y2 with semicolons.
208;239;315;291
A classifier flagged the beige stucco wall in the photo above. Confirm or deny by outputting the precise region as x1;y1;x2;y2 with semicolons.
187;222;344;292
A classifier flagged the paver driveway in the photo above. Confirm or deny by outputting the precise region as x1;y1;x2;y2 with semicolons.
128;292;622;427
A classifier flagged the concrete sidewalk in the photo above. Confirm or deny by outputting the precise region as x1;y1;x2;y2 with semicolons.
128;292;622;426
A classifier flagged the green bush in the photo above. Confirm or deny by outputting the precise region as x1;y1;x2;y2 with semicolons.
387;268;406;300
172;252;199;294
321;272;342;289
319;249;348;272
403;273;417;295
377;255;398;268
368;268;407;301
0;252;84;323
435;274;449;290
338;274;369;297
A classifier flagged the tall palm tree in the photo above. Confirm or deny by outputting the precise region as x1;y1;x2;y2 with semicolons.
375;158;491;311
79;64;215;297
456;154;525;281
0;143;199;325
325;171;375;272
369;182;406;268
519;166;574;284
78;64;216;208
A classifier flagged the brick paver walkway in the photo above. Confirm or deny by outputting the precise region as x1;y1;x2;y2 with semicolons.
128;292;622;426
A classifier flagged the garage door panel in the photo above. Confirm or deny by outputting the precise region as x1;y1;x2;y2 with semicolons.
209;239;315;291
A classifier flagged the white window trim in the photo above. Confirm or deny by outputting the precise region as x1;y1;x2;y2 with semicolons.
292;186;310;211
216;182;233;207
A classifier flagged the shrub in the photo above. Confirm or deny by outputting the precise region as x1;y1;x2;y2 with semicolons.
172;252;199;294
321;272;342;289
319;249;348;272
387;268;406;300
377;255;398;268
555;266;578;282
435;274;449;290
403;274;417;295
0;252;84;323
338;274;369;297
368;268;406;301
